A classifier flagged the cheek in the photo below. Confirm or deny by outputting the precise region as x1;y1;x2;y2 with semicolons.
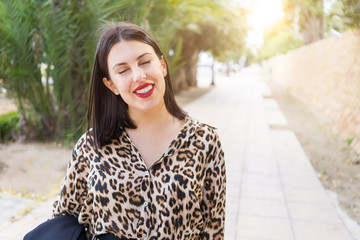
113;79;132;93
117;83;134;105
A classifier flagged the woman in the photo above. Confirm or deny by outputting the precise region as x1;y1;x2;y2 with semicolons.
53;22;226;240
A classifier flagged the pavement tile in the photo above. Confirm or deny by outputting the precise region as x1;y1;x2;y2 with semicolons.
284;188;332;204
281;172;323;190
241;184;284;201
239;197;288;218
242;172;281;187
243;159;279;175
288;201;342;224
237;215;294;240
292;221;353;240
271;130;317;177
263;99;288;127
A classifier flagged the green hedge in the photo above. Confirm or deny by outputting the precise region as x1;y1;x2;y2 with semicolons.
0;111;19;142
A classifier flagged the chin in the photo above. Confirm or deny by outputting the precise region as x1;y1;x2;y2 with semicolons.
134;101;163;112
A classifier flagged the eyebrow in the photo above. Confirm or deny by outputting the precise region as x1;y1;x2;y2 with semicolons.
112;52;151;70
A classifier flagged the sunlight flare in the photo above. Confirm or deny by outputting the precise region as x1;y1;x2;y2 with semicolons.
245;0;285;46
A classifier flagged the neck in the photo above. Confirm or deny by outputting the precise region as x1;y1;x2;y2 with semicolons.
128;102;173;130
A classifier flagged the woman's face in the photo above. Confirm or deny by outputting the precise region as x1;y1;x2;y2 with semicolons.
104;40;167;114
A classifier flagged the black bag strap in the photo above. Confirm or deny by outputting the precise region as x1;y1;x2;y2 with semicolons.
97;233;130;240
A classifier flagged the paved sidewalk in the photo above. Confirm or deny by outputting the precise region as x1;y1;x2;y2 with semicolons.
189;66;360;240
1;65;360;240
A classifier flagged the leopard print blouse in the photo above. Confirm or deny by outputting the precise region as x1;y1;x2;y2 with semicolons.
53;116;226;239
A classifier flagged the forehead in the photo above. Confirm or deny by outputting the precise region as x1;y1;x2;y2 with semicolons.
107;40;156;63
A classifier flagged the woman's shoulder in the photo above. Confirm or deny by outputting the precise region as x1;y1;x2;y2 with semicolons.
186;116;220;139
185;116;224;159
72;129;97;153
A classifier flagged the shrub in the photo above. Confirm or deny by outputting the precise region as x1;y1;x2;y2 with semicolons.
0;111;19;142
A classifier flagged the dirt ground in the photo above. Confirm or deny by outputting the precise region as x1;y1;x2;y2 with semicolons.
0;81;359;225
0;142;71;195
267;79;360;225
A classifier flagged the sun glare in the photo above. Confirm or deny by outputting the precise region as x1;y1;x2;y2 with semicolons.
246;0;285;46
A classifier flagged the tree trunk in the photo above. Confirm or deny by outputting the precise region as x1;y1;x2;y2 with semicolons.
301;0;324;44
173;50;199;93
301;14;324;44
185;50;199;88
173;69;187;93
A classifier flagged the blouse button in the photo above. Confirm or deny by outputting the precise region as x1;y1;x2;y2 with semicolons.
144;201;148;207
142;233;147;238
145;171;149;176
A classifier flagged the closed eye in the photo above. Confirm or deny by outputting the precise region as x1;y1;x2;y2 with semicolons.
118;68;129;74
140;60;151;65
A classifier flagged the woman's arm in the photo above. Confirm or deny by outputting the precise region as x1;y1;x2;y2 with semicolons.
53;135;90;218
201;131;226;239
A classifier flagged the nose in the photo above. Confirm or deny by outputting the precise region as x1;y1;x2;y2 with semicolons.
132;66;146;82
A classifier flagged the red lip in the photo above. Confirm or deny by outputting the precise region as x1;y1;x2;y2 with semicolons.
133;83;153;92
134;84;155;98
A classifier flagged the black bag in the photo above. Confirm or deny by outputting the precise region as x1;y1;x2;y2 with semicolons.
23;214;86;240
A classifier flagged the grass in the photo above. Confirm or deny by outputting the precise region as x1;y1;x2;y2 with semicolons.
0;111;19;143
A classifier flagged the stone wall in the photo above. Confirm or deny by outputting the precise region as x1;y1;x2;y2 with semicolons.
263;30;360;154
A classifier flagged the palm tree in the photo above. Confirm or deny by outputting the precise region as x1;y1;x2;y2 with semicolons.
0;0;54;139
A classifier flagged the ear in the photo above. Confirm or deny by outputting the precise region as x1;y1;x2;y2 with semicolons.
103;77;119;95
160;56;167;77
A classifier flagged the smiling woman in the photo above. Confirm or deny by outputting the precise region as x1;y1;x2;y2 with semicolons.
45;22;226;240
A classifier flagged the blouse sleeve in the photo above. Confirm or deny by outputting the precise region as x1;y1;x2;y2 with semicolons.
201;131;226;239
53;135;90;218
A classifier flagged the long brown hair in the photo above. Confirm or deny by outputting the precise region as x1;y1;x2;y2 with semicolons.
87;22;187;149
